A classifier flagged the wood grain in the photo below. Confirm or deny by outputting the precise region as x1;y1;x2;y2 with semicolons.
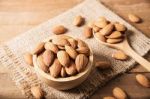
0;0;149;99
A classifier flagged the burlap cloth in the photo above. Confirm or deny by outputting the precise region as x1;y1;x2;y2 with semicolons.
0;0;150;98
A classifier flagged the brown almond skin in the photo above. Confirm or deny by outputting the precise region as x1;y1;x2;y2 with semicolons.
24;52;33;66
114;23;126;32
77;39;87;48
52;25;67;35
94;20;108;28
93;26;100;32
95;32;106;42
84;26;93;38
128;14;141;23
76;47;90;56
49;59;62;78
57;51;70;67
100;23;114;36
44;42;59;53
65;61;77;76
106;31;122;39
31;86;44;99
106;38;123;44
42;50;54;66
68;38;77;49
113;87;127;99
73;15;84;26
52;37;70;46
33;42;45;55
65;45;78;59
95;61;111;70
136;74;150;88
61;67;67;77
112;51;128;60
75;54;89;72
37;55;48;73
103;96;116;99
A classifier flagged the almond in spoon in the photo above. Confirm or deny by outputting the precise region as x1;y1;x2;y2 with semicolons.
95;32;106;42
100;23;114;36
114;23;126;32
136;74;150;88
106;31;122;39
107;38;123;44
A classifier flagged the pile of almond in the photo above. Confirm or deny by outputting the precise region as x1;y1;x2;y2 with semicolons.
94;17;127;44
33;36;90;78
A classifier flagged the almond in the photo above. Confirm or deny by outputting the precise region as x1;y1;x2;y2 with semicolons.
24;52;33;66
112;51;128;60
113;87;127;99
33;42;45;55
65;45;78;59
43;50;54;66
61;67;67;77
87;21;95;28
95;61;111;69
76;47;90;56
68;38;77;49
136;74;150;88
93;26;100;32
94;20;108;28
73;15;84;26
52;37;69;46
49;59;62;78
44;42;58;53
84;26;93;38
95;32;106;42
75;54;89;72
57;45;65;50
57;51;70;67
98;16;107;22
31;86;44;99
103;96;116;99
100;23;114;36
106;31;122;39
52;25;67;35
107;38;123;44
65;61;77;76
77;39;87;48
114;23;126;32
128;14;141;23
37;55;48;73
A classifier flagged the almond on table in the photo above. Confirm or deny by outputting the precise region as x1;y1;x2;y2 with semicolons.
24;52;33;66
113;87;128;99
73;15;85;26
136;74;150;88
83;26;93;38
52;25;67;35
95;61;111;70
31;86;44;99
128;13;141;23
112;51;128;60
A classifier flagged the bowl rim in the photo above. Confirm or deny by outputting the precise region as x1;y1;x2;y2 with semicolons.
33;35;94;82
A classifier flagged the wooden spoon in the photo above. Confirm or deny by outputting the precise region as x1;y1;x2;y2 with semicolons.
93;33;150;71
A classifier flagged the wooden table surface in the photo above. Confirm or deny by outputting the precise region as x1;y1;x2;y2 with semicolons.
0;0;150;99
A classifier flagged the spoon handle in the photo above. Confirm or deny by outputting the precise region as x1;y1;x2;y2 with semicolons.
123;44;150;71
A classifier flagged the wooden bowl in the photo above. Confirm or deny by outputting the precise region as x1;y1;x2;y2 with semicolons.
33;35;94;90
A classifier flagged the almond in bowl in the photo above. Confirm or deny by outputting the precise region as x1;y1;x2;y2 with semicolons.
33;35;93;90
